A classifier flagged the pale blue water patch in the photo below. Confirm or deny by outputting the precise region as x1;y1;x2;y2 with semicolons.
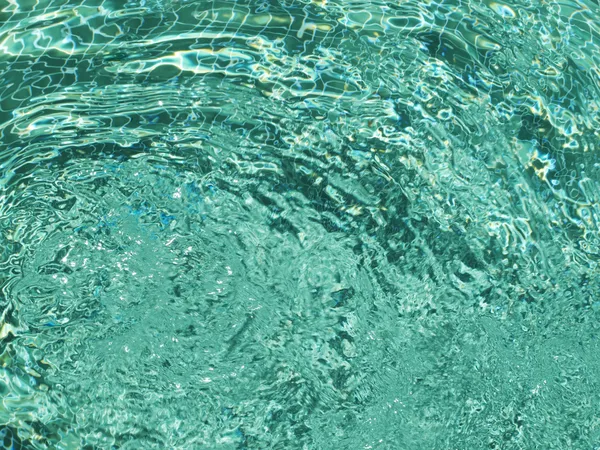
1;0;600;448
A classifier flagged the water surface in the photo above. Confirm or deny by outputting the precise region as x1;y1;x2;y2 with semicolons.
1;0;600;448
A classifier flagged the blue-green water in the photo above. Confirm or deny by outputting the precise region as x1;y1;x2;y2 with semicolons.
1;0;600;448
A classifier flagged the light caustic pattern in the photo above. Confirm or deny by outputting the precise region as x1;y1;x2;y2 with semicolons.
1;0;600;448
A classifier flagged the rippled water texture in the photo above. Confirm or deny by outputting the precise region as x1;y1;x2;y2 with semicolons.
2;0;600;448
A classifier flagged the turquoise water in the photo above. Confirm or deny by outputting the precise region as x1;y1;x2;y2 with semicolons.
1;0;600;448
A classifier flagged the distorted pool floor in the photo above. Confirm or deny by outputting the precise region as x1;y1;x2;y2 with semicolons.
1;0;600;448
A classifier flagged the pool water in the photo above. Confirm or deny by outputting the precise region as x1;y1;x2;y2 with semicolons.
1;0;600;448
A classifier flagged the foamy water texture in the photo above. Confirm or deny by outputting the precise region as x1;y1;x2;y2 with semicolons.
1;0;600;448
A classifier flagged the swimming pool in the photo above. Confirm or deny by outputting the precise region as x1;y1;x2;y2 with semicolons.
1;0;600;448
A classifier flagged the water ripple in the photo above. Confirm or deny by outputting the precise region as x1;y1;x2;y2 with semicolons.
2;0;600;448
